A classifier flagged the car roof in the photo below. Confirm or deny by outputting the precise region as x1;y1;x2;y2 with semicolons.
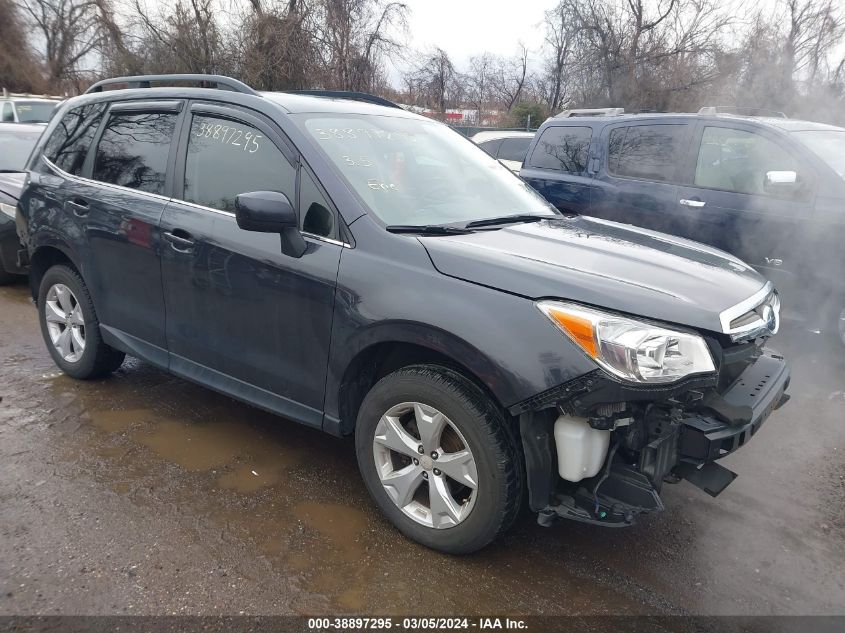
0;122;46;133
56;87;425;123
546;112;845;133
471;130;535;143
259;91;421;118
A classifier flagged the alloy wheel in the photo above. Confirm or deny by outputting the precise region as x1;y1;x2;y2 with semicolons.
372;402;479;529
44;283;86;363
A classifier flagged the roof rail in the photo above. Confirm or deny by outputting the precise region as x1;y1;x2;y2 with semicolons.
698;106;787;118
556;107;625;118
286;90;401;109
85;74;259;96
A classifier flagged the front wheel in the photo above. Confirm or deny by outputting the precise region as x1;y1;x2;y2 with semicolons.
38;264;125;379
355;365;523;554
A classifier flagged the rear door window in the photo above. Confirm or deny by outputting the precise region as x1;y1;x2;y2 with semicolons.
42;103;107;175
607;124;687;182
477;138;503;156
529;126;592;172
498;137;532;162
182;114;296;212
92;111;177;195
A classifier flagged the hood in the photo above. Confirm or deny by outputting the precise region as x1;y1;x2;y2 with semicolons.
0;172;26;201
419;215;768;334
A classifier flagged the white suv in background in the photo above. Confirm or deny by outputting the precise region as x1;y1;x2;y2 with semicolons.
471;130;535;174
0;93;62;123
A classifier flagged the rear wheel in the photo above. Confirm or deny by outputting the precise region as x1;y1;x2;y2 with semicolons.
38;265;125;379
355;365;523;554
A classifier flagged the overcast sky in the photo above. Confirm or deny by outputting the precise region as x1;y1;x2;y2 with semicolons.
386;0;845;80
387;0;553;79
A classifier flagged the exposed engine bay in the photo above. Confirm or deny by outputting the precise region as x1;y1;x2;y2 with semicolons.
517;337;791;527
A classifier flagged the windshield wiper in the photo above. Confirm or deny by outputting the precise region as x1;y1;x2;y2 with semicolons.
464;214;550;229
386;224;472;235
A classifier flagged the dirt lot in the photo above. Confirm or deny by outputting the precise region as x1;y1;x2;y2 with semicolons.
0;281;843;616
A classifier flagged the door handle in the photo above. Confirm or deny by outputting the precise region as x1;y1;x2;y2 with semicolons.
679;198;706;208
162;230;195;251
66;198;89;216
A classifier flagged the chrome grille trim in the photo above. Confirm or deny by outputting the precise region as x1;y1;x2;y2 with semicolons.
719;282;780;342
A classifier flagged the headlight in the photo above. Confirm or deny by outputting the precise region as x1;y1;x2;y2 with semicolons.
537;300;716;384
0;202;15;219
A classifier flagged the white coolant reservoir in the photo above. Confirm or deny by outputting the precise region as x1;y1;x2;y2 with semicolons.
554;415;611;482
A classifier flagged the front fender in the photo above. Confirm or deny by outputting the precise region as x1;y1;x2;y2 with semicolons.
324;230;598;428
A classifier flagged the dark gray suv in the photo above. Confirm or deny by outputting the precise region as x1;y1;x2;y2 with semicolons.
16;75;790;553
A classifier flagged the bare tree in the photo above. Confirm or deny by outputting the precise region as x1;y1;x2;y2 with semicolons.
236;0;314;90
0;0;46;91
406;47;460;114
466;53;494;124
541;0;733;112
493;43;530;111
314;0;408;92
782;0;844;88
17;0;102;90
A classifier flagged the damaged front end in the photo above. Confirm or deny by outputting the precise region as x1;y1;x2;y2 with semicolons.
515;338;790;528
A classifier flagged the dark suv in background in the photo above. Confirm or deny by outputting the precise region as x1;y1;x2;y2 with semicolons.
16;76;789;553
520;108;845;347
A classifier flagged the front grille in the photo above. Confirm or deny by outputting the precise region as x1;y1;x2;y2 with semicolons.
720;286;780;343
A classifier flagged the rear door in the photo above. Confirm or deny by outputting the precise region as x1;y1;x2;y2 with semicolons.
79;100;182;358
591;122;692;230
160;102;343;428
675;122;814;297
520;124;594;213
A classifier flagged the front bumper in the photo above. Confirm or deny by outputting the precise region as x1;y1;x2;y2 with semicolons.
680;351;790;464
529;348;791;527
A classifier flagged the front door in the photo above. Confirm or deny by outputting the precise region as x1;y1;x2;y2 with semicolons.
160;103;342;427
675;123;815;306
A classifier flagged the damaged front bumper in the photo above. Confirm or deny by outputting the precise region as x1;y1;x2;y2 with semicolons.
520;347;791;528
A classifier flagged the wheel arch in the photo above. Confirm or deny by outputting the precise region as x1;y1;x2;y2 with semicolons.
329;324;520;436
28;241;82;302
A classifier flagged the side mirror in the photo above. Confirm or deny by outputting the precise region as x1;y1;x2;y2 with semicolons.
235;191;306;258
764;170;800;196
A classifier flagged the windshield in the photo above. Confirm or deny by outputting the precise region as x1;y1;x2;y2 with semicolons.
297;114;556;226
14;101;56;123
0;128;42;170
792;130;845;180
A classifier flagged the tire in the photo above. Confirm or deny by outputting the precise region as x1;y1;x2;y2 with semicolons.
355;364;523;554
37;264;125;379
